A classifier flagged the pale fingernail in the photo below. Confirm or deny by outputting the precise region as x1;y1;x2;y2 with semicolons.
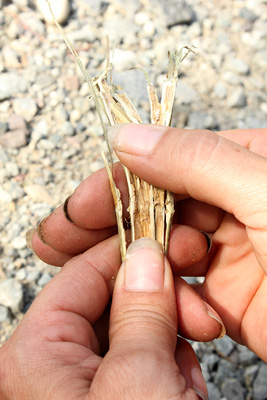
124;237;164;291
191;367;209;400
26;228;36;250
107;123;167;155
204;301;226;339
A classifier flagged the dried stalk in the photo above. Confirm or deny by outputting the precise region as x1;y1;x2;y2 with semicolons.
45;0;192;261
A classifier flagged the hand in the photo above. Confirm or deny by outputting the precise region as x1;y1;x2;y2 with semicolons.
0;236;208;400
30;124;267;362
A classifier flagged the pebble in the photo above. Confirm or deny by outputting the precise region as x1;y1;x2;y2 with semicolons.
221;378;245;400
0;73;28;101
0;279;23;313
37;272;52;287
36;0;70;24
0;130;27;149
252;364;267;400
0;305;11;323
207;382;221;400
228;87;247;108
13;97;38;122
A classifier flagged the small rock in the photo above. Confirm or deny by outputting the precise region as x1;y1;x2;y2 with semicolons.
221;378;245;400
60;121;75;136
112;49;138;71
13;97;38;122
112;70;148;104
8;114;27;132
0;122;7;135
2;46;21;69
175;81;199;105
228;88;247;108
187;111;218;129
36;0;70;25
35;72;56;89
0;188;12;204
24;184;53;204
207;382;221;400
12;237;26;250
0;72;28;101
0;279;23;313
0;304;11;323
214;335;235;356
0;130;27;149
54;104;69;123
239;7;257;23
37;272;52;287
252;363;267;400
153;0;195;27
225;58;250;75
62;74;80;91
244;365;259;387
213;82;228;99
68;24;96;43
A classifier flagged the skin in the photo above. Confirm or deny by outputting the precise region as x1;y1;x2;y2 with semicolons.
0;126;266;399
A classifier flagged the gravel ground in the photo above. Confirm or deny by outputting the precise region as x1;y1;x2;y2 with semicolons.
0;0;267;398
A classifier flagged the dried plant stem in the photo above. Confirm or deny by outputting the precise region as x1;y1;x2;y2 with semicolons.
45;0;192;261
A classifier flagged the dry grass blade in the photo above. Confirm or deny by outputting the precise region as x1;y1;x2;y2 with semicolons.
45;0;192;261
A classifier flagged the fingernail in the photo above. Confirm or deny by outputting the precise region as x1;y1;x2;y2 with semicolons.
124;237;164;291
200;231;212;254
108;123;167;155
36;217;49;245
26;228;36;250
191;367;209;400
204;302;226;339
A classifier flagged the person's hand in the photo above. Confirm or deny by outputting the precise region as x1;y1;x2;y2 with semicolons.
29;125;267;362
0;236;208;400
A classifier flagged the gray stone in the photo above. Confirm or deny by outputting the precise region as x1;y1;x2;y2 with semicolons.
214;335;235;357
225;58;250;75
13;97;38;122
112;70;148;105
60;121;75;136
221;378;244;400
187;111;218;130
31;119;49;144
207;382;221;400
4;161;19;178
237;344;259;365
0;73;28;101
35;72;56;89
228;88;247;108
54;104;69;123
244;365;259;387
239;7;257;23
214;359;238;386
0;279;23;313
253;363;267;400
213;82;228;99
0;304;11;323
152;0;195;27
0;121;7;135
175;81;199;105
68;24;96;43
37;272;52;287
0;130;27;149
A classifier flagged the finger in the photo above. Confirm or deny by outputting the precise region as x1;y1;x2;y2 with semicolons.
33;204;117;254
218;128;267;157
108;124;267;272
92;238;207;399
175;337;208;400
66;162;129;229
31;222;211;269
25;235;121;347
174;276;225;341
176;198;223;232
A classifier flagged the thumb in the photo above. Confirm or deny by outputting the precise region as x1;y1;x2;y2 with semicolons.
91;238;208;400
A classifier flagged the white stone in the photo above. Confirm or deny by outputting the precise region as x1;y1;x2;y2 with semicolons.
36;0;70;25
0;279;23;313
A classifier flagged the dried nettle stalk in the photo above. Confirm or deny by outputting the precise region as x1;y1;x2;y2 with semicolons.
46;0;191;261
